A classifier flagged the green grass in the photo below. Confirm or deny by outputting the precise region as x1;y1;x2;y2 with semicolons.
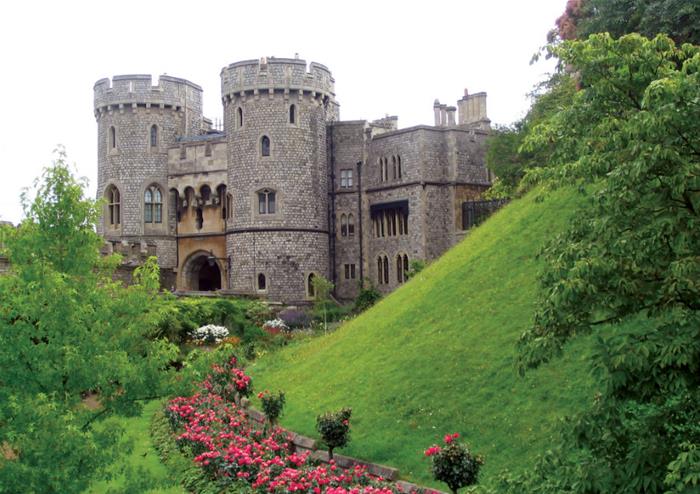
86;401;185;494
250;188;600;489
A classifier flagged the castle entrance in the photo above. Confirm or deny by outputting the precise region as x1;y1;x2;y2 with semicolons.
181;251;223;291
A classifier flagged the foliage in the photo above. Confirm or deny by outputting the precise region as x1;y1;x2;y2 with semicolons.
555;0;700;46
485;73;577;195
405;260;426;281
424;433;483;494
311;274;335;332
166;360;411;493
0;151;178;493
316;408;352;459
278;307;311;329
513;34;700;493
151;296;257;345
245;300;274;327
257;390;286;426
250;187;595;488
353;280;382;312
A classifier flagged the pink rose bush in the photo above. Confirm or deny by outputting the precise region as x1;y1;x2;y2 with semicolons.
165;357;417;493
423;433;483;494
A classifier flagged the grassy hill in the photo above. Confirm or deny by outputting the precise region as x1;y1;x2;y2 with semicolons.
250;188;600;489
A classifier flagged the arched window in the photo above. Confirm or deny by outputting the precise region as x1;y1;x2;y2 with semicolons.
150;125;158;147
392;156;397;180
217;184;227;219
340;214;348;237
258;188;276;214
257;273;266;291
347;214;355;236
200;184;211;202
261;135;271;157
377;257;383;284
397;156;402;178
106;185;120;226
289;104;296;124
109;126;116;149
307;273;316;298
403;254;409;278
397;255;404;283
237;107;244;128
195;207;203;229
144;185;163;224
383;255;389;284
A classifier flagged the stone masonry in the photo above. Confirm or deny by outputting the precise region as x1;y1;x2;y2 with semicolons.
94;57;491;303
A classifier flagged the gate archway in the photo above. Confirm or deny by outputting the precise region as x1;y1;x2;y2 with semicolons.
181;251;223;291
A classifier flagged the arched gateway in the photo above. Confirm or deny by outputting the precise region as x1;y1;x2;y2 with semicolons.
181;251;223;291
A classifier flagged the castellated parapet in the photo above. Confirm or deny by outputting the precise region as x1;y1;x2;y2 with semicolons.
223;57;334;301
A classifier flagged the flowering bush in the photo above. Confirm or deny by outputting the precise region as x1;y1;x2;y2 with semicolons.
204;354;252;402
257;390;286;426
316;407;352;459
165;358;413;493
190;324;229;344
424;433;483;494
262;318;289;335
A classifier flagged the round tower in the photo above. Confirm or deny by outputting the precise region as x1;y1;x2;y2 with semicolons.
221;57;338;302
94;74;203;270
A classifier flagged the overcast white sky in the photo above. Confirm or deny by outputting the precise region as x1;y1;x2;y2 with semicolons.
0;0;566;224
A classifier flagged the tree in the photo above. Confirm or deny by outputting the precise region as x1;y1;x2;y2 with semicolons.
0;150;177;493
555;0;700;46
505;34;700;493
311;274;334;333
316;407;352;460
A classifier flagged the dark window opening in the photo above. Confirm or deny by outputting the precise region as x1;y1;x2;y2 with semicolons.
340;214;348;237
307;273;316;298
289;104;296;124
150;125;158;147
348;214;355;236
197;258;221;291
237;107;244;128
200;185;211;202
258;189;276;214
261;135;270;157
257;273;266;291
195;207;203;229
110;126;116;149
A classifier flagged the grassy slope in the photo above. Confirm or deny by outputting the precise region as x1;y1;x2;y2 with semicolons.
87;401;185;494
251;188;599;489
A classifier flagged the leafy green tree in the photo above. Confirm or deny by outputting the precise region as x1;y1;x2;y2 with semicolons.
504;34;700;493
556;0;700;45
0;150;177;493
311;274;334;333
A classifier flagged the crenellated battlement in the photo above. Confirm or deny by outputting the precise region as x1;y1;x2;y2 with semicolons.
220;57;335;102
94;74;202;115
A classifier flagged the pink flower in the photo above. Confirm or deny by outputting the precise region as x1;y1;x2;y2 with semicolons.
444;432;459;444
424;446;441;457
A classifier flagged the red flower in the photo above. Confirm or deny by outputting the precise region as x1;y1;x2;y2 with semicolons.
424;446;441;457
444;432;459;444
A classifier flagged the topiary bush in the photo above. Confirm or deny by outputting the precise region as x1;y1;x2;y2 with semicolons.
316;407;352;459
424;433;483;494
257;390;286;427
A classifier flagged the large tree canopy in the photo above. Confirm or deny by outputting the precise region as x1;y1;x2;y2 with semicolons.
500;33;700;494
0;151;177;493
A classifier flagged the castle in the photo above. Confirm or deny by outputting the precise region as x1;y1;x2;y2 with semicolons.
94;57;492;303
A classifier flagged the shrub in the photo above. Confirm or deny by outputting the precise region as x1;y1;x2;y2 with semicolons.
316;407;352;459
190;324;229;344
354;281;381;312
424;433;483;494
257;390;286;426
245;301;273;326
278;308;311;329
405;260;426;281
262;318;289;334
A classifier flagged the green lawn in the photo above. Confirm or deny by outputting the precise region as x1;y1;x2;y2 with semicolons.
250;188;601;489
86;401;184;494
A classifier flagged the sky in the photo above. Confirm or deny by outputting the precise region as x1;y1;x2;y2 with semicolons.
0;0;567;224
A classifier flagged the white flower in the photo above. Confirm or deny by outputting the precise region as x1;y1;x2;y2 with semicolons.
263;318;289;331
190;324;229;343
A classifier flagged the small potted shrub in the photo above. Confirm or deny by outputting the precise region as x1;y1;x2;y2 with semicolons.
424;433;483;494
316;407;352;459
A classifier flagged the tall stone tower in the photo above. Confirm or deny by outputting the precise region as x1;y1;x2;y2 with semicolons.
94;74;203;270
221;57;338;301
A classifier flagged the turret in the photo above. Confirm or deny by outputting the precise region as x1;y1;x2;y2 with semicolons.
221;57;337;302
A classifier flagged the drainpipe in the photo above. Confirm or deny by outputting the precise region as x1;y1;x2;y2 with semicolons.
357;160;364;283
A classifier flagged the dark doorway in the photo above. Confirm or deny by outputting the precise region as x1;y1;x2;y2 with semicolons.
197;258;221;291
